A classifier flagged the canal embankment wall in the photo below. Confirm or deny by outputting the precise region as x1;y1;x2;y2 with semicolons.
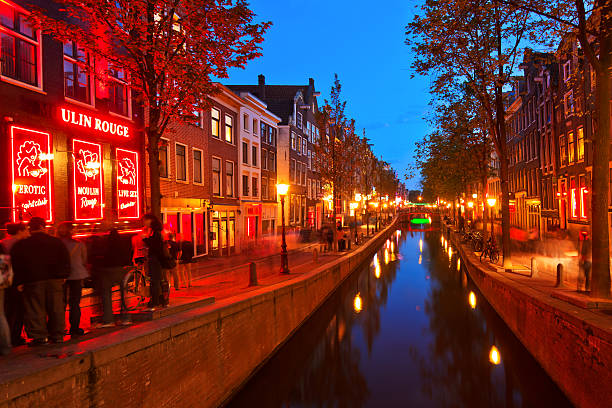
444;224;612;408
0;220;398;408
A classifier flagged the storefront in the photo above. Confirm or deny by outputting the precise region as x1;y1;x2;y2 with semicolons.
161;198;209;258
261;203;277;236
210;206;237;256
5;106;143;233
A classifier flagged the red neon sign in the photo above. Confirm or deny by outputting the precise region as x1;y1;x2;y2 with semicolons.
73;139;104;220
570;188;577;218
116;148;140;219
580;187;587;219
60;107;131;138
11;126;53;222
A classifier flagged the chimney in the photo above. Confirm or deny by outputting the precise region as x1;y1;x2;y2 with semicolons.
258;74;266;100
309;77;314;89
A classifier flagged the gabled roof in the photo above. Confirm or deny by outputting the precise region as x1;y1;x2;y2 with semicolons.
227;80;317;125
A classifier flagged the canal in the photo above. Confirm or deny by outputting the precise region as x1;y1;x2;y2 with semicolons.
225;229;573;407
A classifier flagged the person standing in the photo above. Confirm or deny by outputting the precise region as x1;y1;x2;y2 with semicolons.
0;251;13;355
143;215;164;310
57;222;89;337
1;223;28;346
178;239;194;288
166;234;180;290
579;232;592;291
10;218;70;345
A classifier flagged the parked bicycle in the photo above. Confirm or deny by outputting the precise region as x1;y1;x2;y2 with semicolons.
480;237;500;263
120;260;150;312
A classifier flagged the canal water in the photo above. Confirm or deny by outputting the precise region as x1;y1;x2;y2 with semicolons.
225;229;573;408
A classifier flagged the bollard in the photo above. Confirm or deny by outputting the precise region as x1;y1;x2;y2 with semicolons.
530;257;538;278
248;262;258;286
313;248;319;263
555;263;566;288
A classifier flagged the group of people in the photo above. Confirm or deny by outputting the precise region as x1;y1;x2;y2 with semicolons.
0;214;195;355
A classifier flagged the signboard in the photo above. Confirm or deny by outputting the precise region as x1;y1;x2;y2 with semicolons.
509;200;516;214
60;107;131;138
11;126;53;222
116;148;140;219
73;139;104;220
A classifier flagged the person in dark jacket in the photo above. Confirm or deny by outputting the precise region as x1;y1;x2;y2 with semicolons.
143;215;164;310
10;217;70;345
1;222;28;346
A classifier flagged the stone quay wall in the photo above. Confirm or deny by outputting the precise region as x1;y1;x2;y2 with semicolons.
0;221;398;408
445;224;612;408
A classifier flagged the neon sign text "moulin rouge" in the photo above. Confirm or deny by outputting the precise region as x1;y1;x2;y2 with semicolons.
61;108;130;138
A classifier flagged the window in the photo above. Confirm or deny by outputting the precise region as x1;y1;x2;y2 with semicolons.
243;114;249;130
262;149;268;170
211;108;220;138
302;138;307;155
570;177;577;218
290;159;296;182
260;122;266;140
109;67;129;116
268;152;275;172
577;127;584;161
579;175;587;219
225;115;233;143
63;41;91;104
252;145;258;167
297;136;302;155
252;177;258;197
560;135;567;166
291;132;296;150
159;141;169;178
175;144;187;181
296;112;303;129
242;141;248;164
270;178;276;199
296;162;301;184
212;158;221;196
242;174;249;196
252;119;258;134
0;3;39;87
193;149;202;184
563;60;572;82
262;177;268;199
225;161;234;196
568;131;575;163
564;91;574;116
269;127;275;145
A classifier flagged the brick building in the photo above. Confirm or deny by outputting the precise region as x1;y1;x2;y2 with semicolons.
231;88;280;244
0;0;144;235
228;76;323;231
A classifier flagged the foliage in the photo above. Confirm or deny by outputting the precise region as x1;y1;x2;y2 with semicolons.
31;0;270;216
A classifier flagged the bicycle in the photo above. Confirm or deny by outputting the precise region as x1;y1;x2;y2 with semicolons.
471;232;484;252
120;259;150;312
480;238;500;263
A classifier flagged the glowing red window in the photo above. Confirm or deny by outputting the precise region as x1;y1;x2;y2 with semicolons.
73;139;103;221
10;126;53;222
116;148;140;219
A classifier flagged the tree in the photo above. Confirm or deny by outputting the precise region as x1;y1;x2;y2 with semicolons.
31;0;270;218
498;0;612;295
407;0;530;267
314;74;349;240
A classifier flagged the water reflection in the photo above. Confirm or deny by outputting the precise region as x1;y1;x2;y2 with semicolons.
226;231;572;408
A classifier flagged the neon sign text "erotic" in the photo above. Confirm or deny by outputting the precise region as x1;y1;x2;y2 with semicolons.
61;108;130;138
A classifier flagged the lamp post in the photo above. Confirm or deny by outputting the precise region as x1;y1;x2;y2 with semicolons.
487;197;497;240
277;183;290;274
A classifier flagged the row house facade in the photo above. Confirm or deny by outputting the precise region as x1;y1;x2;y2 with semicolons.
229;76;324;231
493;39;607;243
232;89;280;245
153;85;242;257
0;0;145;236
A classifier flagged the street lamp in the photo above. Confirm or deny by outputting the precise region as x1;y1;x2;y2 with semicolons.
487;197;497;239
277;183;290;274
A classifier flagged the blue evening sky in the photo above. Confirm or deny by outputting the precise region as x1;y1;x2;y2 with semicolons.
225;0;429;190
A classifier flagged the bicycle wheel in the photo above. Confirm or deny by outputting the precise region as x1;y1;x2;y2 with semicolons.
121;267;136;312
490;250;499;263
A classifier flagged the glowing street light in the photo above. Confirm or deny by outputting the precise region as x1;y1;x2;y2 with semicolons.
277;183;290;274
472;193;478;199
487;198;497;207
487;198;497;238
355;193;362;202
467;201;474;208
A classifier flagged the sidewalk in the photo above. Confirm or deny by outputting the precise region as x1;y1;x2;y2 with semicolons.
2;229;383;360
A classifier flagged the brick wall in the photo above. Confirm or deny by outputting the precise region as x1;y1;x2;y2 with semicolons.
0;221;398;408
